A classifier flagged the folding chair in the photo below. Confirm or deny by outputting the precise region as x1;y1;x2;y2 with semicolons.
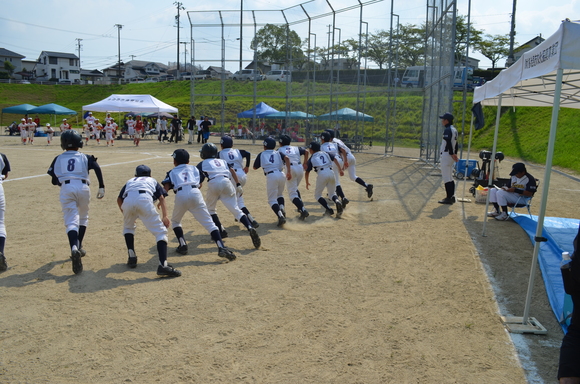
507;179;540;218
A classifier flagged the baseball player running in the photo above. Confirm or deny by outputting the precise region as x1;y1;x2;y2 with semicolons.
0;152;11;271
278;134;309;220
117;165;181;277
253;137;292;227
47;130;105;274
126;115;136;142
162;149;236;261
104;120;117;146
26;117;36;145
134;115;143;146
18;118;28;144
218;135;260;227
320;131;348;207
198;143;261;249
83;122;93;146
60;118;71;132
304;141;344;217
93;119;102;144
325;129;374;200
45;123;55;145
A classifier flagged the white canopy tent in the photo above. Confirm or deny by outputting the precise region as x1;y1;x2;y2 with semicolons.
472;19;580;333
82;94;178;114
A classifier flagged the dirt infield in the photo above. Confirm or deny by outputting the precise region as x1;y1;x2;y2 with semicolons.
0;134;576;383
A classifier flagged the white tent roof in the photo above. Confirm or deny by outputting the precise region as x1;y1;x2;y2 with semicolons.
474;20;580;108
82;94;178;113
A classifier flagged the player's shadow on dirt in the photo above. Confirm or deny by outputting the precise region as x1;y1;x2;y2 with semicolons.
0;246;227;293
389;159;442;221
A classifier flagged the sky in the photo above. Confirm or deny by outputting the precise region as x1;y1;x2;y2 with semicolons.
1;0;578;72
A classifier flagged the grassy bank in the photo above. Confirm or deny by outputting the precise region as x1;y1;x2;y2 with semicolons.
1;81;579;173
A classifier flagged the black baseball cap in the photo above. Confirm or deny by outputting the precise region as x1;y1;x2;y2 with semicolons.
172;149;190;164
135;165;151;177
439;112;454;121
510;162;527;176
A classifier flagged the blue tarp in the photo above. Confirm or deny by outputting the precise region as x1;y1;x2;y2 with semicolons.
28;103;77;115
317;107;374;122
263;111;316;120
237;102;278;118
512;213;578;332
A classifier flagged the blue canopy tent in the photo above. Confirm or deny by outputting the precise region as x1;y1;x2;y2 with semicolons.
317;108;374;122
27;103;78;128
1;104;39;129
263;111;316;120
237;102;278;118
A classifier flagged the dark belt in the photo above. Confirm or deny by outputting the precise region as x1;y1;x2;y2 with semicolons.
290;163;300;166
265;170;276;175
314;167;326;172
64;179;87;184
177;185;198;191
138;190;147;194
208;175;228;181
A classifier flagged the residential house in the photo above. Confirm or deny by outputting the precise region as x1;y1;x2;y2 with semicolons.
102;62;125;84
0;48;25;79
80;69;105;84
123;60;168;81
35;51;80;82
19;60;37;80
511;36;545;65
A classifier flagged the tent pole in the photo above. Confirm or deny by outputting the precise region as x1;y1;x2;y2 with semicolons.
482;95;502;237
458;116;474;204
523;68;564;325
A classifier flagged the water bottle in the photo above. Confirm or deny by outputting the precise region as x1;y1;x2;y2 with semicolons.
561;252;572;270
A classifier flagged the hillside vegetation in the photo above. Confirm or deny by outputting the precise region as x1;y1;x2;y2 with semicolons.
1;81;579;173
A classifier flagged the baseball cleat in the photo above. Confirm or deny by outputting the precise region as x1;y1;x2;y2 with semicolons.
249;228;261;248
127;256;138;268
277;215;286;227
0;252;7;271
218;247;237;261
157;264;181;277
341;198;349;209
335;201;344;218
366;184;374;198
487;211;500;217
251;220;260;228
438;197;455;204
299;209;310;220
220;230;228;239
79;248;86;257
71;249;83;275
176;244;188;255
324;208;334;216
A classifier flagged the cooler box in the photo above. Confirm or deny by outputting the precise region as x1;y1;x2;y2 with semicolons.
454;159;477;179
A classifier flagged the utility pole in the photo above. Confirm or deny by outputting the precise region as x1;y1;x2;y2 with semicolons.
75;38;83;68
239;0;243;73
115;24;123;82
129;55;137;61
180;42;188;73
506;0;517;67
174;1;185;79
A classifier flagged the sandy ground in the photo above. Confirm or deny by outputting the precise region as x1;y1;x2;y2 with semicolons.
0;133;575;383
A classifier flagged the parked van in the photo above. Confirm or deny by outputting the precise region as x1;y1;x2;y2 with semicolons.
265;70;291;82
232;69;264;81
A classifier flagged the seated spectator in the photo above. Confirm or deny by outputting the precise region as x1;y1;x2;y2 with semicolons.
487;162;537;221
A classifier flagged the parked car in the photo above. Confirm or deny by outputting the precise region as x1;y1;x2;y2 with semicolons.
232;69;264;81
58;79;72;85
265;70;292;82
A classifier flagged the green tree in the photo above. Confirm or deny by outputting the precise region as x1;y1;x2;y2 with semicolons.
331;38;360;69
454;15;483;65
475;34;510;70
394;24;425;68
365;30;391;69
251;24;304;67
3;61;16;78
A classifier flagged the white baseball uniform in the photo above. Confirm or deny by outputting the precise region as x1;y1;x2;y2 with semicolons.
162;164;218;233
0;154;11;239
18;122;28;143
218;148;251;209
278;145;306;200
126;119;136;137
307;151;337;201
197;158;245;220
321;141;343;187
47;151;102;234
253;149;287;207
118;176;168;243
45;126;54;144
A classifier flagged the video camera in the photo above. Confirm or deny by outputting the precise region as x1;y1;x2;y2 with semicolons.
479;150;504;162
